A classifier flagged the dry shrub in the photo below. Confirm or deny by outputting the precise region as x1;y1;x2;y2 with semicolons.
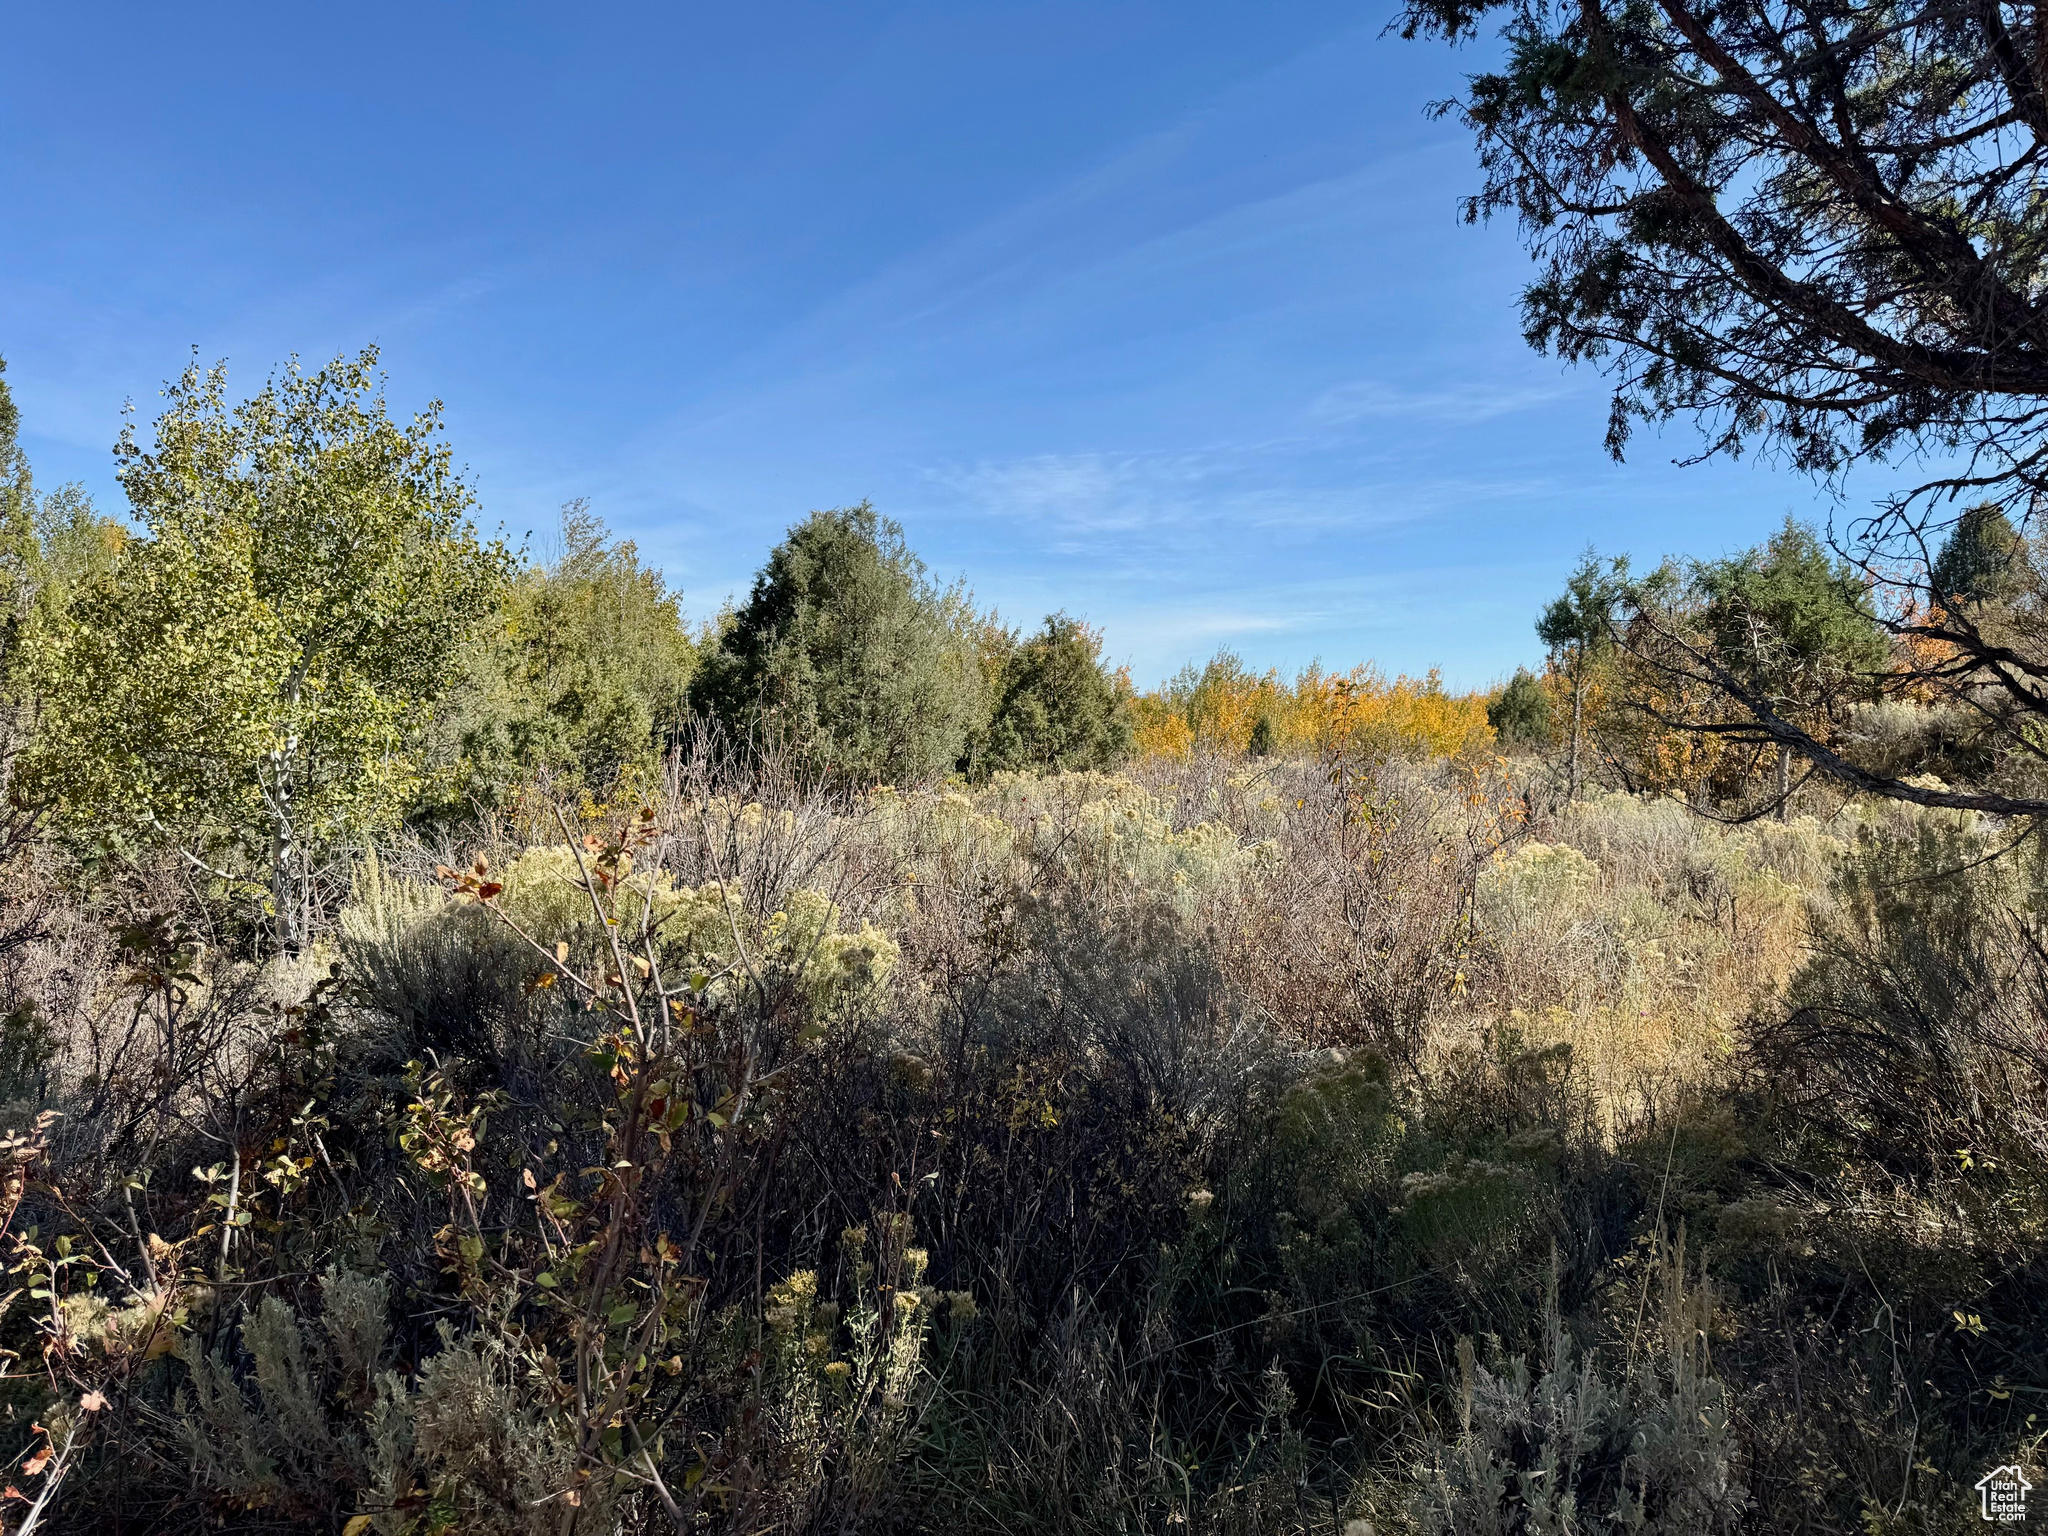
3;742;2045;1534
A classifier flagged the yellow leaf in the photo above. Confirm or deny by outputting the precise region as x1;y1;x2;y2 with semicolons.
343;1516;376;1536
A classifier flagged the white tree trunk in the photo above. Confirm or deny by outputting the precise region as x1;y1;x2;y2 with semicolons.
266;719;304;955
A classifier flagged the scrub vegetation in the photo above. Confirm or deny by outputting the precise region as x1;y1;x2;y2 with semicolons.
0;348;2043;1536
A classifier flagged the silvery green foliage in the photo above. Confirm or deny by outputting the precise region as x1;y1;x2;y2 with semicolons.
337;853;530;1059
342;845;899;1033
175;1267;598;1535
400;1332;584;1533
1415;1251;1744;1535
177;1284;364;1506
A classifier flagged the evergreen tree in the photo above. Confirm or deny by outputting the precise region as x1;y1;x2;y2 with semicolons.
0;358;37;708
1487;667;1553;752
688;503;982;784
1247;711;1275;758
1930;504;2026;607
1695;519;1887;816
1537;551;1627;800
975;613;1131;778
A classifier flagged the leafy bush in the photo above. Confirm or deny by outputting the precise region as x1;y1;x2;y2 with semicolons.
438;500;696;807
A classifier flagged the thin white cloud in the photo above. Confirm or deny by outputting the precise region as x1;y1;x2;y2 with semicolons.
919;441;1581;548
1310;377;1572;426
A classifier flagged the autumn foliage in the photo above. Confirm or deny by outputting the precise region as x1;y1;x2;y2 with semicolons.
1130;651;1495;762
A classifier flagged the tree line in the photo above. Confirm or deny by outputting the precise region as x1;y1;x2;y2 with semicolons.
0;351;1134;956
17;340;2030;963
1487;508;2041;822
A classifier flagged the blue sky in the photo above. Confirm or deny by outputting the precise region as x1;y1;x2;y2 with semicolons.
2;1;1862;686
